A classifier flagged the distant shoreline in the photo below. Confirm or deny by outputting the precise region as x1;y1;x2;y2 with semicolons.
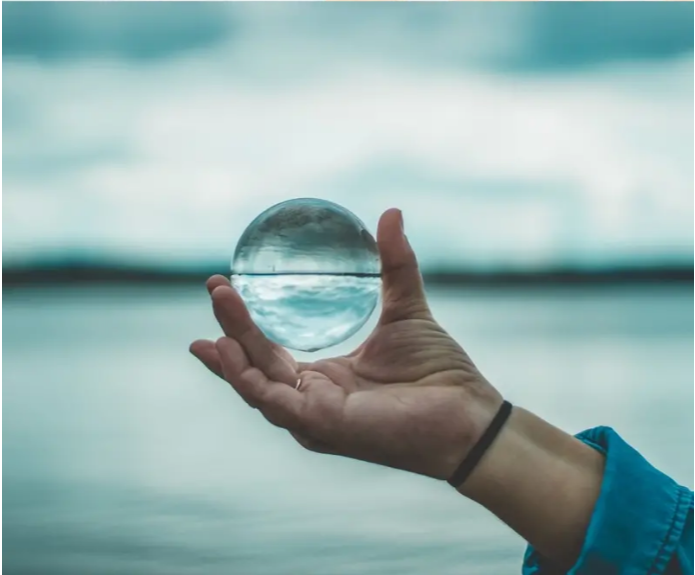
3;263;692;289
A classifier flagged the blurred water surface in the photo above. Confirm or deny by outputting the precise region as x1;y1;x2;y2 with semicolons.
3;286;693;575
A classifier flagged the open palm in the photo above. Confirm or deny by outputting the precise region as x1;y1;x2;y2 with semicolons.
191;209;501;479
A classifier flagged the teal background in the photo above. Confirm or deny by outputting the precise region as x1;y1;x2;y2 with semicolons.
3;3;693;573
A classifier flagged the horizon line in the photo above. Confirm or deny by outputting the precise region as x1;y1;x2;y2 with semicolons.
3;261;692;289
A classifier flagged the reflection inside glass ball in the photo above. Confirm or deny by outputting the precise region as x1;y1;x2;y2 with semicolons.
231;198;381;352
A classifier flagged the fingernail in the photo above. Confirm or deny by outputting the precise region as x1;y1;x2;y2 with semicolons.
404;234;414;252
398;210;404;232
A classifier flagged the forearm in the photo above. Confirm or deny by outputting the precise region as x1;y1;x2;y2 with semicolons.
458;407;605;571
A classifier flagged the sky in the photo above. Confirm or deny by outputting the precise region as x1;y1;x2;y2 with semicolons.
3;3;693;271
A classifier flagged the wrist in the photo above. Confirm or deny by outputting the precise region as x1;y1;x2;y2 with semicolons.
456;407;605;569
435;381;504;480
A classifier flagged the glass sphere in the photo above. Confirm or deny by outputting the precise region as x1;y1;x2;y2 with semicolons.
231;198;381;352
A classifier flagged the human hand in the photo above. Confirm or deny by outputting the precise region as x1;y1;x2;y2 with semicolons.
190;208;503;480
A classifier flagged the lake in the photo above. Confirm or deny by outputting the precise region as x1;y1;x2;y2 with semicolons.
3;285;693;575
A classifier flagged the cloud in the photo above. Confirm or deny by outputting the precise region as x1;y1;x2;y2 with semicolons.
3;4;693;270
522;3;694;68
2;3;233;62
3;3;692;70
3;48;692;269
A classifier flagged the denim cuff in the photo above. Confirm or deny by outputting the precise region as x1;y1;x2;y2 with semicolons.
523;426;694;575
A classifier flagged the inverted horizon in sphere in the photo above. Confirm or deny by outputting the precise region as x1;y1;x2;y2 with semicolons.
231;198;381;352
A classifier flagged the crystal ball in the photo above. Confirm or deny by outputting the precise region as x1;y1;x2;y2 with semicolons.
231;198;381;352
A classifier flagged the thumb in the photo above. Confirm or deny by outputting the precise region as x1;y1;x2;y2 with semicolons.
377;208;431;323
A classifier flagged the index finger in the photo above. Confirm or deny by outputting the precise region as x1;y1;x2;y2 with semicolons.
210;284;299;386
206;274;231;295
216;337;305;429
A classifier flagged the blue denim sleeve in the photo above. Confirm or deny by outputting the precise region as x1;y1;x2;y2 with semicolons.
522;426;694;575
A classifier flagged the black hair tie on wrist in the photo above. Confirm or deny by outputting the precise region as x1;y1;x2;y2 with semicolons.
447;400;513;489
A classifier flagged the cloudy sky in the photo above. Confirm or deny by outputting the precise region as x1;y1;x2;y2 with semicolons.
3;3;693;271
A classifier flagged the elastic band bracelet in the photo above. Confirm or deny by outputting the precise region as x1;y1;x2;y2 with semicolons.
447;400;513;489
